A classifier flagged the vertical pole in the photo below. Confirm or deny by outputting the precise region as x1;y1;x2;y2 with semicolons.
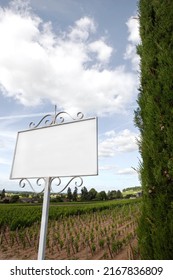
38;177;51;260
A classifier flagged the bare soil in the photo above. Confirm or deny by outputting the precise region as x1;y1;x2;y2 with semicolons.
0;237;138;260
0;226;139;260
0;205;140;260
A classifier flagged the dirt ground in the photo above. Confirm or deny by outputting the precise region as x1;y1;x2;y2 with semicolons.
0;228;139;260
0;204;140;260
0;238;138;260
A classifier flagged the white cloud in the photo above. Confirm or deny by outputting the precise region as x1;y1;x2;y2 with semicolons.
99;165;116;171
105;130;116;137
68;17;96;41
0;0;138;116
116;168;136;175
88;39;113;63
124;16;140;71
126;16;140;45
99;166;137;175
99;165;136;175
99;129;139;157
0;112;52;121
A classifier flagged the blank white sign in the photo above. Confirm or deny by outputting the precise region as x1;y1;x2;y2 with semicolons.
10;118;98;179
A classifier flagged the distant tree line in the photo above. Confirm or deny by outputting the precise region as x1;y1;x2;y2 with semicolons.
122;186;141;192
65;186;123;202
1;186;140;204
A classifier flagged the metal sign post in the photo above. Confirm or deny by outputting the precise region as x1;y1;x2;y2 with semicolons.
10;107;98;260
38;177;51;260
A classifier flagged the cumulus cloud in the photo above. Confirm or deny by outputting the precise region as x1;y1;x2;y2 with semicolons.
126;16;140;45
88;39;113;63
124;16;140;71
0;0;138;116
68;17;96;41
99;129;139;157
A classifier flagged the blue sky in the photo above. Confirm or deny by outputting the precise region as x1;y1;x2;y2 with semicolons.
0;0;140;193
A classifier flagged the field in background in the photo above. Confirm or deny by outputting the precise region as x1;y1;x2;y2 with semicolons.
0;199;141;260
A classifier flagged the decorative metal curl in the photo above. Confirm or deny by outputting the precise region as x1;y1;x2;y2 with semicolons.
19;176;84;194
19;178;45;194
51;176;84;194
29;106;84;129
54;111;84;125
50;177;61;193
29;114;53;129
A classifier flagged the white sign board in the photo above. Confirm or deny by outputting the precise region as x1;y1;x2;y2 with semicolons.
10;118;98;179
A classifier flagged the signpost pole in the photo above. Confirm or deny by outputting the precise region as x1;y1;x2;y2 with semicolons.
38;177;51;260
10;109;98;260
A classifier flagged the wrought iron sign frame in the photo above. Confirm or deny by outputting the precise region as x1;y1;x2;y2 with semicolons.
11;106;98;260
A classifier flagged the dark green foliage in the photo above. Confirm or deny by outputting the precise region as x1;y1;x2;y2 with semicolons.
67;187;73;201
88;188;97;200
80;186;89;201
10;195;20;203
0;189;5;199
72;187;78;201
0;199;140;230
107;190;124;200
116;190;123;199
135;0;173;259
96;191;107;201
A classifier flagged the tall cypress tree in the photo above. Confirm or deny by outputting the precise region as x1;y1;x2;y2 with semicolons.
135;0;173;259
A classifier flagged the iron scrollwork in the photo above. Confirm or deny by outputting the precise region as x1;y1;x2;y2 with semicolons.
19;178;46;194
29;106;84;129
19;176;84;194
19;107;85;194
29;114;53;129
53;176;84;193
